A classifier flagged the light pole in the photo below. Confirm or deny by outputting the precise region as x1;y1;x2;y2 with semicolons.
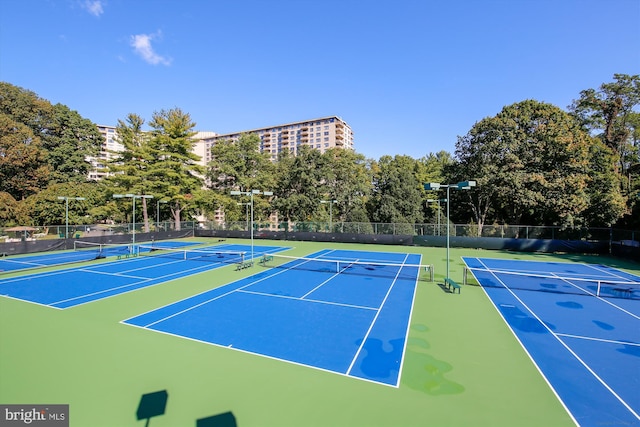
230;189;273;264
113;194;153;252
57;196;85;239
320;199;337;232
156;199;168;230
424;181;476;280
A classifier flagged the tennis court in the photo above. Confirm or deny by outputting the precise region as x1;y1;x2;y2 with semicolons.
123;249;426;386
0;243;288;309
463;257;640;427
0;240;200;274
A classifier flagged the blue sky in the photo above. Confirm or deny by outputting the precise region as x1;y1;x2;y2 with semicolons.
1;0;638;160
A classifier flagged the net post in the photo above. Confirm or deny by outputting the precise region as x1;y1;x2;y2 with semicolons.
596;281;601;297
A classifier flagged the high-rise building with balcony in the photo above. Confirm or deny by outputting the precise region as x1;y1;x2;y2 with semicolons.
90;125;125;180
195;116;354;164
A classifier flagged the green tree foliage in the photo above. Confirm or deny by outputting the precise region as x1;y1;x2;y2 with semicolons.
322;148;371;224
0;83;103;187
582;140;627;227
272;146;326;222
206;133;275;221
106;113;154;230
0;82;53;136
570;74;640;165
570;74;640;227
418;151;454;223
44;104;103;183
0;192;28;226
0;114;51;200
146;108;205;230
456;100;598;232
368;155;423;229
24;182;104;227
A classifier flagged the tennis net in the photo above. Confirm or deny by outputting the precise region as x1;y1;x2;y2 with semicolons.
138;245;245;264
463;267;640;299
259;253;434;282
73;241;132;259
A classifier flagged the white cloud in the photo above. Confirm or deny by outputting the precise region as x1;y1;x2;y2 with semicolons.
82;0;104;17
130;32;172;66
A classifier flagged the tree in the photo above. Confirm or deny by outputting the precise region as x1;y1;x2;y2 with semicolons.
322;148;372;226
206;133;275;222
24;182;104;227
0;82;54;138
456;100;597;233
207;133;275;192
146;108;204;230
44;104;103;183
272;146;326;223
0;192;28;226
418;151;455;224
570;74;640;177
367;155;423;231
582;140;627;227
106;114;155;231
0;114;51;200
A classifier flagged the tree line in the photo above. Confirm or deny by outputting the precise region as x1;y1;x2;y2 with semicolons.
1;75;638;234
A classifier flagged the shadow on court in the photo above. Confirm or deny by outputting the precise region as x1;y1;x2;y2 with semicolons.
136;390;168;427
136;389;238;426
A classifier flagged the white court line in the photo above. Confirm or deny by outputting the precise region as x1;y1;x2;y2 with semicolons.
549;273;640;320
300;259;360;299
0;293;64;310
237;288;377;311
555;333;640;347
346;253;410;377
123;321;398;388
476;258;640;423
76;269;150;280
585;263;640;282
50;258;228;307
134;249;338;328
0;259;47;267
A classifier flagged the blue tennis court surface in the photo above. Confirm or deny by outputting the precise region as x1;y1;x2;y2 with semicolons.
463;257;640;427
0;243;288;309
123;249;422;387
0;240;201;274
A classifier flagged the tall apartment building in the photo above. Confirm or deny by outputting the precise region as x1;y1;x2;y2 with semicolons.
91;116;353;177
195;116;354;164
90;125;125;180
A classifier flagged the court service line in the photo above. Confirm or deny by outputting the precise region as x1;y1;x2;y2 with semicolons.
132;249;339;328
77;269;150;280
0;259;46;267
550;273;640;320
50;259;227;307
585;263;640;282
346;253;410;377
300;260;360;299
477;258;640;422
237;288;377;311
555;333;640;347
